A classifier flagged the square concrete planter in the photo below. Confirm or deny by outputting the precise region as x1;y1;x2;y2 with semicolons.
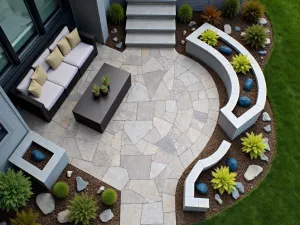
9;131;69;190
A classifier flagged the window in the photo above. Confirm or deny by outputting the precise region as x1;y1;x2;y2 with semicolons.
35;0;59;23
0;46;9;72
0;123;8;142
0;0;36;52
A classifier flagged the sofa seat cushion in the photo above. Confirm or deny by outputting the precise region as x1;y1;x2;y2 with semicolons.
49;26;70;51
30;81;64;111
63;42;94;68
46;62;78;89
17;69;34;96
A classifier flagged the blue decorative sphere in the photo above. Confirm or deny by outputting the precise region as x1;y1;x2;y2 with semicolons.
243;78;254;92
31;150;45;162
196;182;208;195
238;96;252;107
219;46;232;56
227;158;238;172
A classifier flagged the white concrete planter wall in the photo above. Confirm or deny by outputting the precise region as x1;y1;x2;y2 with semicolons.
186;23;267;140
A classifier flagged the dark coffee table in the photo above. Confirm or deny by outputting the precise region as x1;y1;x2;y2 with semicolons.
73;63;131;132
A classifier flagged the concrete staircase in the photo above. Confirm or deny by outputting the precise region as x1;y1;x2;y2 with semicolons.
125;0;176;47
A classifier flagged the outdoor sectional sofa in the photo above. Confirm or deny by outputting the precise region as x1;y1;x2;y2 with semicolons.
10;26;98;122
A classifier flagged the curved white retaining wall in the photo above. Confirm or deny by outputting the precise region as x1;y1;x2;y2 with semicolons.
183;140;231;212
186;23;267;140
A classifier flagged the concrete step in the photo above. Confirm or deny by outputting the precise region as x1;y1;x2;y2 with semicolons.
126;18;176;32
126;4;176;18
126;0;177;4
125;32;176;47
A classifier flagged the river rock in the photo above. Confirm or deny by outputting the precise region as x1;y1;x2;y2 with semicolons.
111;28;117;33
238;96;252;107
67;171;73;178
231;188;240;200
31;150;45;162
181;40;185;45
113;37;118;42
264;138;270;151
227;158;238;172
258;18;268;25
116;42;123;49
265;28;271;33
265;38;271;45
241;32;246;37
264;125;272;133
260;153;269;162
188;21;196;27
258;50;267;55
191;27;196;31
234;26;241;32
99;209;114;223
0;222;7;225
236;182;245;193
76;176;89;192
196;182;208;194
97;186;105;194
36;193;55;215
215;194;223;205
183;30;187;35
262;112;271;122
244;165;263;181
224;24;232;34
243;78;254;91
219;46;232;56
57;209;70;223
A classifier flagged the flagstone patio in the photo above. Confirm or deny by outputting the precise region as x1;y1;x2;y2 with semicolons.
20;44;219;225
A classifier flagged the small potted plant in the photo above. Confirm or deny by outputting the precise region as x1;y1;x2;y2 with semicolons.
92;84;100;98
102;75;110;89
100;85;108;96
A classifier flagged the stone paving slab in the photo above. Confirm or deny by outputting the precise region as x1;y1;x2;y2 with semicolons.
20;45;219;225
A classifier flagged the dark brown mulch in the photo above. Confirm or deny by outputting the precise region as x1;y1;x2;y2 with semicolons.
23;142;53;170
0;164;121;225
105;23;126;52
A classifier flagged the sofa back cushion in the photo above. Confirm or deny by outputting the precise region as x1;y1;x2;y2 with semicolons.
46;47;64;70
49;26;70;51
17;69;34;96
31;65;48;86
32;49;51;71
28;80;42;98
57;37;71;56
66;28;81;49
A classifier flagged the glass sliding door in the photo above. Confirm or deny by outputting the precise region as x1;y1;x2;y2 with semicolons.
35;0;59;23
0;0;36;52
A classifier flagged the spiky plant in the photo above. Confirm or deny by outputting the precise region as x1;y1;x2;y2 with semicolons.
222;0;240;18
243;24;267;49
242;0;265;23
200;5;222;26
178;4;193;23
241;132;267;159
10;209;40;225
108;3;125;24
0;169;32;212
231;54;252;74
211;166;237;194
200;29;220;47
68;194;98;225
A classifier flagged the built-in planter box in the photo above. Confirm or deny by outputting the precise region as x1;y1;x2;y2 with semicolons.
186;23;267;140
9;131;69;190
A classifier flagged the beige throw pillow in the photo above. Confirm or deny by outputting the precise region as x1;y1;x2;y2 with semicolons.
28;80;42;98
57;37;71;56
31;65;47;86
66;28;81;49
46;47;64;70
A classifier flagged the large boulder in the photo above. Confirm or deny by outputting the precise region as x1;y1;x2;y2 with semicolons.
238;96;252;107
244;165;263;181
219;46;233;56
36;193;55;215
31;150;45;162
243;78;254;92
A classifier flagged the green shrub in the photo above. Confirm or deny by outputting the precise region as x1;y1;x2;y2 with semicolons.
10;209;40;225
211;166;237;194
241;132;267;159
242;0;265;23
101;188;117;206
68;194;98;225
0;169;32;212
178;4;193;23
243;24;267;49
200;29;220;47
108;3;125;24
231;54;252;74
222;0;240;18
53;181;70;199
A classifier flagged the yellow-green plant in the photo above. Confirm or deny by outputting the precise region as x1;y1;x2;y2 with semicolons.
211;166;237;194
200;29;219;47
241;132;267;159
68;194;98;225
10;209;40;225
231;54;252;74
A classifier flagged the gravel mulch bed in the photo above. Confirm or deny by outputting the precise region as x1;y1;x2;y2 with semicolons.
105;23;126;52
23;142;53;170
175;13;276;224
0;164;121;225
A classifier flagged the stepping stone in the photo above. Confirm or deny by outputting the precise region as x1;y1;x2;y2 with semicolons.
57;209;70;223
264;125;272;133
236;182;245;193
232;188;240;199
36;193;55;215
99;209;114;223
215;194;223;205
244;165;263;181
76;176;89;192
262;112;271;122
